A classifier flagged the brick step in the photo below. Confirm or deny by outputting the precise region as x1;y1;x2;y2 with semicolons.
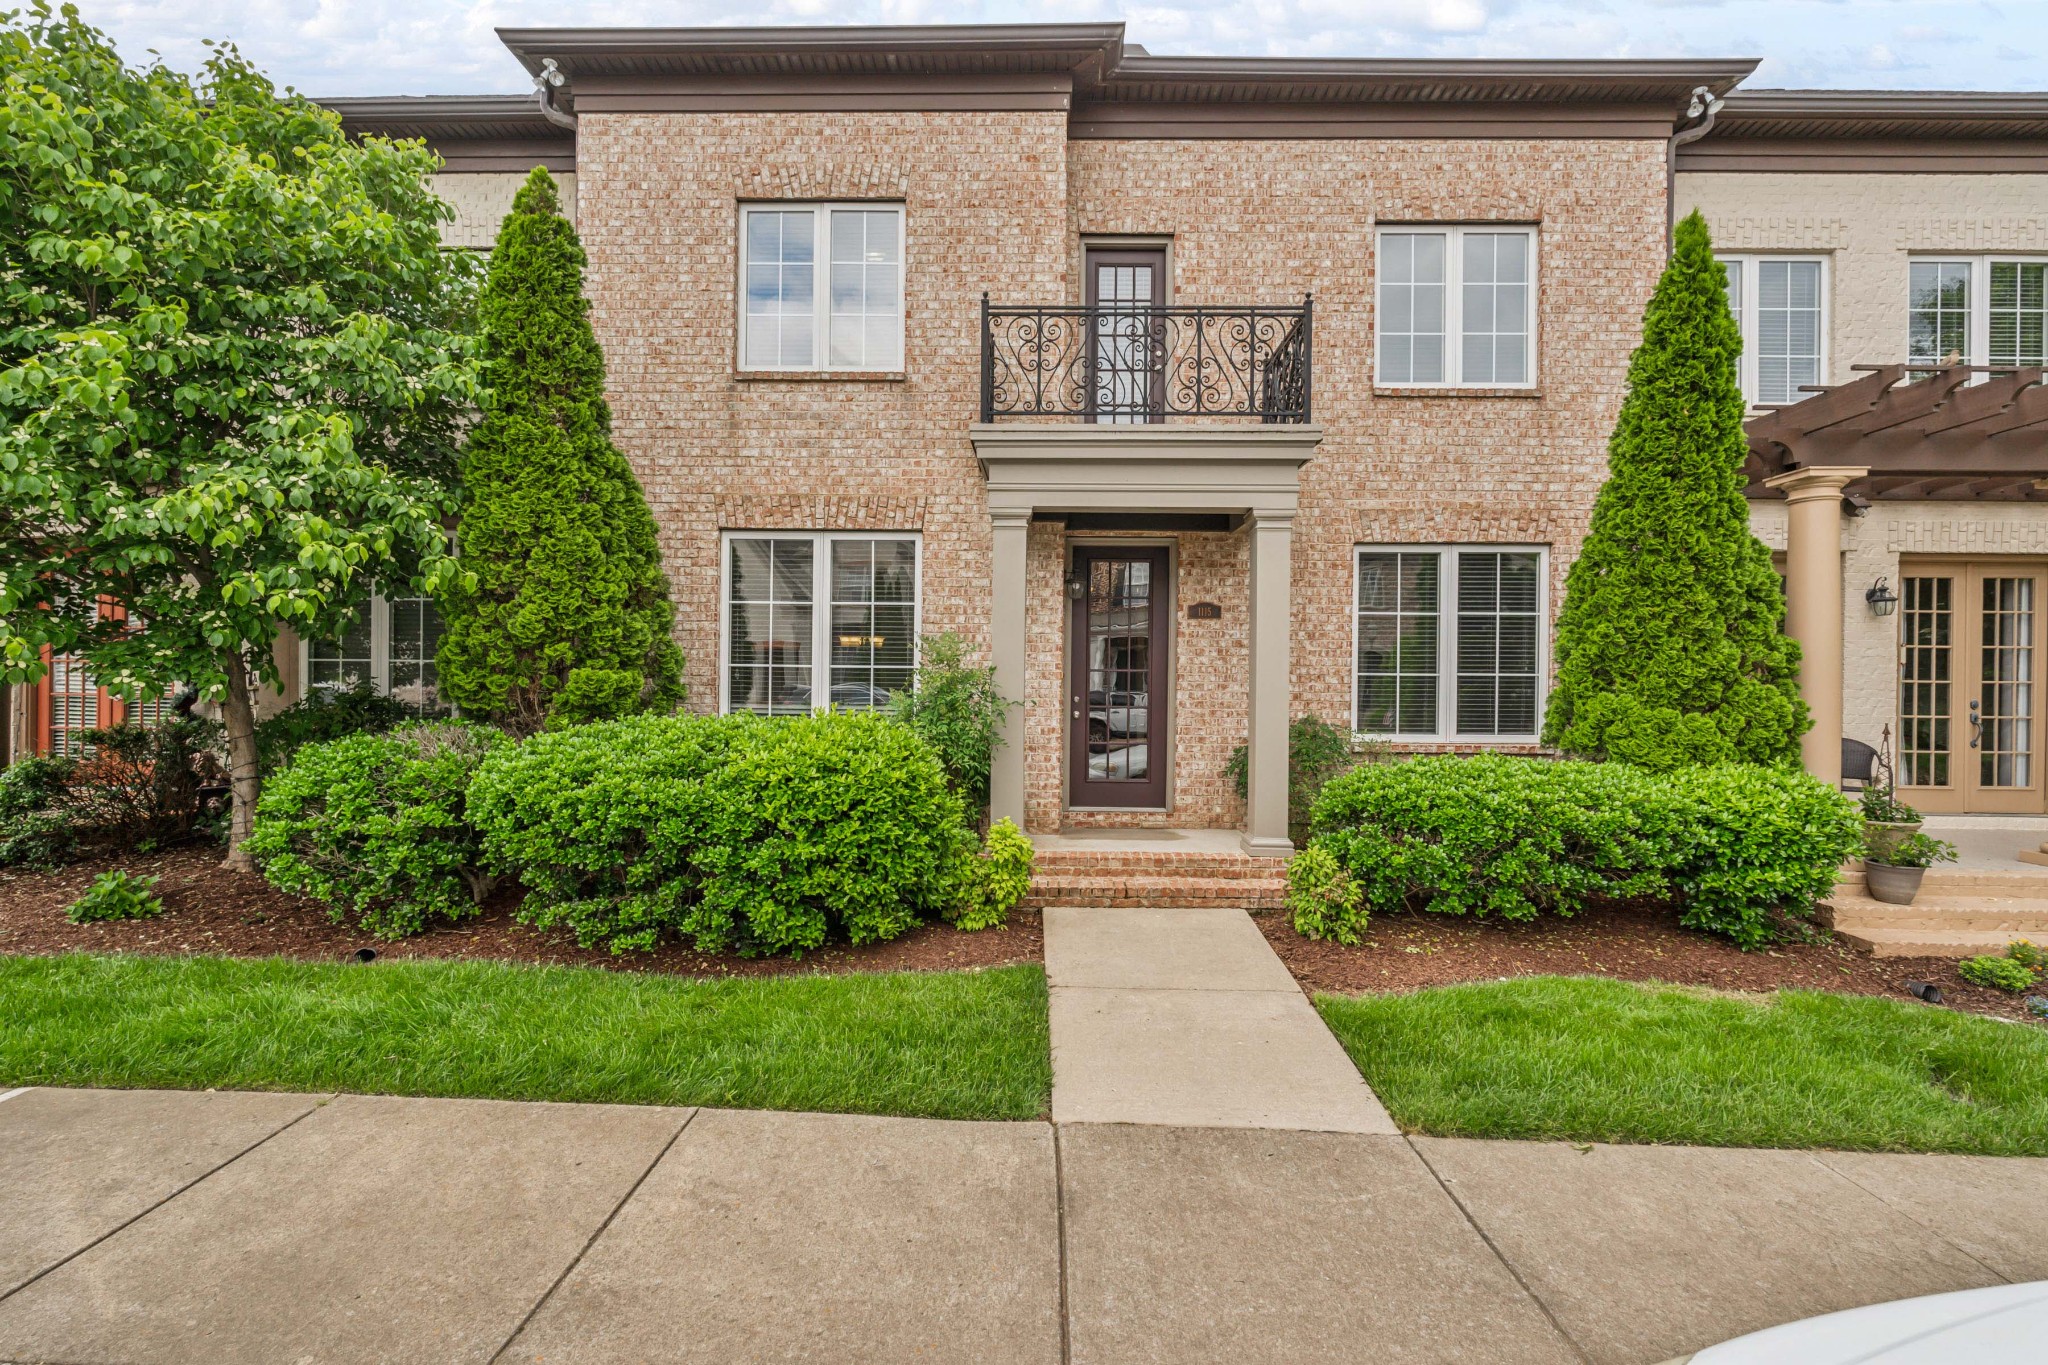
1030;853;1281;880
1023;873;1288;911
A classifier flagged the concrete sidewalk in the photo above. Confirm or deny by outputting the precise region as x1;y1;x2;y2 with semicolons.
4;1087;2047;1364
1044;905;1396;1131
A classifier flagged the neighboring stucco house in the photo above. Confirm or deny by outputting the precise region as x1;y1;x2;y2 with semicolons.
10;24;2047;844
1677;92;2048;811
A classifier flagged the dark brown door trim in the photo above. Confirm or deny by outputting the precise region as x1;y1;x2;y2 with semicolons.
1067;546;1170;810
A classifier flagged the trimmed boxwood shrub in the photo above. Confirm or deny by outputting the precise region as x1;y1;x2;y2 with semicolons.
468;711;1026;956
467;713;755;953
1304;753;1859;950
247;723;509;939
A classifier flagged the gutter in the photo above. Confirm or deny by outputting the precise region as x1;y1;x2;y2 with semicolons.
1666;85;1724;250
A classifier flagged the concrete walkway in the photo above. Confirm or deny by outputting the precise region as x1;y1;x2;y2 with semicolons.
1044;905;1396;1131
4;1087;2047;1364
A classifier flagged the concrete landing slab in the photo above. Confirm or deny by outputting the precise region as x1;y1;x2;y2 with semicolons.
1059;1125;1579;1365
1044;905;1300;992
1051;986;1397;1131
1818;1150;2048;1283
0;1087;323;1297
500;1107;1062;1364
0;1093;686;1365
1411;1138;2003;1365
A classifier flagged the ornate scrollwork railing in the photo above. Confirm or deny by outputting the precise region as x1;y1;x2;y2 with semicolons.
980;296;1312;423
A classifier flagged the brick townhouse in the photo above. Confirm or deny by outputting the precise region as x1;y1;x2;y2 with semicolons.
10;24;2048;854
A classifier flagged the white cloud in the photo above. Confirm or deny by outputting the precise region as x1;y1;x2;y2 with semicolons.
69;0;2048;94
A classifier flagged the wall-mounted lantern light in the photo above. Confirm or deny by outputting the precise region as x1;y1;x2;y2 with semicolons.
1866;577;1899;617
1065;571;1086;600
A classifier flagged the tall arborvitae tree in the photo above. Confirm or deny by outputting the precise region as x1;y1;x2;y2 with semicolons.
1541;210;1807;769
436;168;684;734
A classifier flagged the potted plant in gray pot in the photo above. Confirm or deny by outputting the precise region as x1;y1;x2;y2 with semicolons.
1860;776;1924;865
1863;831;1958;905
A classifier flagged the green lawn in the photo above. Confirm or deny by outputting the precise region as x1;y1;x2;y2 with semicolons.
1317;976;2048;1155
0;954;1051;1121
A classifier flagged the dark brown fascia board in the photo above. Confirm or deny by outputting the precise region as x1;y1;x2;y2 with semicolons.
496;23;1127;80
495;24;1753;115
1102;55;1756;103
317;95;573;173
1718;88;2048;123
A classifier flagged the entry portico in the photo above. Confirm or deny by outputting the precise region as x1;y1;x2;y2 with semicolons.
973;424;1323;856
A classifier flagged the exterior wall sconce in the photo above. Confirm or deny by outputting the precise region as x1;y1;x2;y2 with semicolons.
1065;571;1086;600
1866;577;1899;616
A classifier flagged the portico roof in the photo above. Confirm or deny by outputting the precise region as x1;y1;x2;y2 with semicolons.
1745;364;2048;502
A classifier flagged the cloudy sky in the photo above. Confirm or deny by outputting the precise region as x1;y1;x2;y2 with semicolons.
78;0;2048;97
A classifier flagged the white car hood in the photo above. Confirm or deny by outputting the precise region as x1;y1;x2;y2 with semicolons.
1681;1282;2048;1364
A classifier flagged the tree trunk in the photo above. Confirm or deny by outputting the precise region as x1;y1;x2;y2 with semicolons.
221;659;262;871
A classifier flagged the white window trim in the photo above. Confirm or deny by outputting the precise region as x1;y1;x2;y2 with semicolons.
1350;543;1550;743
1718;253;1829;407
1374;224;1539;390
718;530;924;715
299;590;443;711
736;202;907;373
1907;254;2048;367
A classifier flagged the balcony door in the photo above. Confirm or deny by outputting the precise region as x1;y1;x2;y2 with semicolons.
1085;247;1165;424
1897;558;2047;813
1068;547;1169;810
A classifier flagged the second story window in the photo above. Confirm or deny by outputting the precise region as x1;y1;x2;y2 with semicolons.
740;203;904;373
1909;257;2048;371
1376;226;1536;389
1720;256;1825;405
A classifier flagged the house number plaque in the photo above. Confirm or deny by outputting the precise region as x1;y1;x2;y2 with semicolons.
1188;602;1223;620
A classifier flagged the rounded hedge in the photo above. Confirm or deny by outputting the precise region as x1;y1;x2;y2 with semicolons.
247;723;508;939
1304;753;1860;949
467;710;1010;957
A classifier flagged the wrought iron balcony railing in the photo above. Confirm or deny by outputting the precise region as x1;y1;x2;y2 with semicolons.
980;296;1312;424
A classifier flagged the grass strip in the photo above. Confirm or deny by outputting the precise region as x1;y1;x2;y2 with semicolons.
0;953;1051;1121
1317;975;2048;1155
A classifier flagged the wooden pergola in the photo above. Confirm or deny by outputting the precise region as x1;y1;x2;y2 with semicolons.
1746;363;2048;501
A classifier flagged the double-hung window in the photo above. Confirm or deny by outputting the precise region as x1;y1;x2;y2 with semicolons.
722;532;920;715
740;203;905;372
1720;256;1826;405
1909;257;2048;371
1354;546;1547;741
305;592;448;716
1376;226;1537;388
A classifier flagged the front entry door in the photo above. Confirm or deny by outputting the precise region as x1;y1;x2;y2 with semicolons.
1897;559;2046;813
1068;547;1169;809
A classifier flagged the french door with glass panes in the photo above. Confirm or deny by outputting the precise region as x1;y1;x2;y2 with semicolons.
1896;559;2047;813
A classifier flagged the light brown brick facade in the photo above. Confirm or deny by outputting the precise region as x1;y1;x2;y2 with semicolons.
572;110;1668;831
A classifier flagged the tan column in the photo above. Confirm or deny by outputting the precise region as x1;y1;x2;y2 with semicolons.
1243;508;1295;857
989;508;1031;829
1763;466;1867;787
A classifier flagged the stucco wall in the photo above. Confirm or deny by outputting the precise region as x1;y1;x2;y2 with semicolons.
434;170;576;249
1676;171;2048;378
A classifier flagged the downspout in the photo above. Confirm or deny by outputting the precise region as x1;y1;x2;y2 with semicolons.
1666;85;1724;252
533;57;577;131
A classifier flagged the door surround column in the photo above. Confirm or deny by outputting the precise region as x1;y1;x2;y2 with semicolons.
989;508;1031;829
1764;465;1867;787
1243;508;1296;858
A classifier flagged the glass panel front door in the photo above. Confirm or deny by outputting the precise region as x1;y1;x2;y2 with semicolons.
1068;547;1168;809
1896;560;2044;812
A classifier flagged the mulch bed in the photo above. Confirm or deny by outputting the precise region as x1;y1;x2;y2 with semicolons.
1261;903;2043;1022
0;847;1043;978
